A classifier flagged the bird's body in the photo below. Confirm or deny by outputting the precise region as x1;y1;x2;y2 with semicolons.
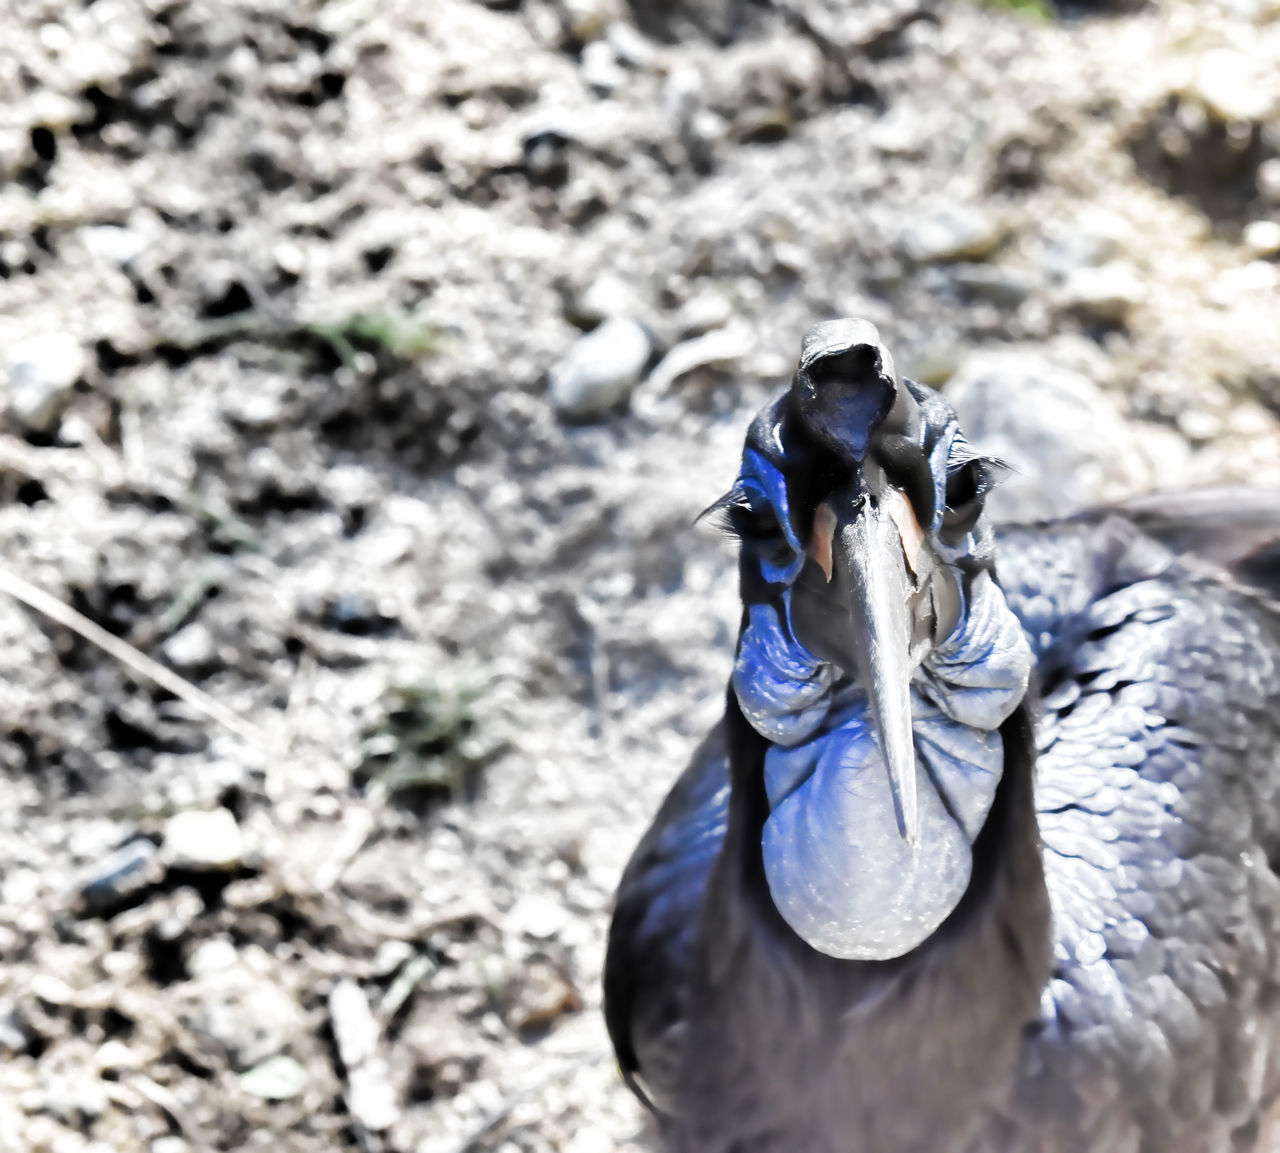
604;321;1280;1153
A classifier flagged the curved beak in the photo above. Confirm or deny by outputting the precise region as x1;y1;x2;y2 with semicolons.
837;499;919;843
796;484;921;844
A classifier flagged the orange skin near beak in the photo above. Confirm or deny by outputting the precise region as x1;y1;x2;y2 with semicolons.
810;503;838;583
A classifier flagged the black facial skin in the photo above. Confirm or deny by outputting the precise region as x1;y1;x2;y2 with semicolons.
723;377;1009;711
736;384;994;571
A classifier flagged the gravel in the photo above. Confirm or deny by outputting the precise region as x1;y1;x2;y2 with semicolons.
3;331;86;435
0;0;1278;1150
548;316;654;419
162;808;245;872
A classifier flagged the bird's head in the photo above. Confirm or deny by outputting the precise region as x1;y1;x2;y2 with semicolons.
716;319;1033;959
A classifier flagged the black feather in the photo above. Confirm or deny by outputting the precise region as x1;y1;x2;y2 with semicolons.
607;421;1280;1150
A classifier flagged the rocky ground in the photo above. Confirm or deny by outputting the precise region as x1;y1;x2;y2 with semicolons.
0;0;1278;1150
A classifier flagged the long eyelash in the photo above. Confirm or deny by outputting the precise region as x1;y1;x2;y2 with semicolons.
696;486;750;538
978;455;1016;489
948;451;1017;494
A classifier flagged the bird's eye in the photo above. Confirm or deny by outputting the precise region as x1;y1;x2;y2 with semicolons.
944;460;982;512
726;496;799;574
730;498;783;544
940;459;988;541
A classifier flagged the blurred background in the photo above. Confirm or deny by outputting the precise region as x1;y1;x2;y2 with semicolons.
0;0;1277;1150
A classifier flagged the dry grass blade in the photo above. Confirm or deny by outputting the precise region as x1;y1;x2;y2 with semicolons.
0;565;263;748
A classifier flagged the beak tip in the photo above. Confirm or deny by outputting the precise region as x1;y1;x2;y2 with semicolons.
891;786;920;846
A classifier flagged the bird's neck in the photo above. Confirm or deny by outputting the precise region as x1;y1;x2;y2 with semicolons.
699;696;1051;1148
694;568;1052;1142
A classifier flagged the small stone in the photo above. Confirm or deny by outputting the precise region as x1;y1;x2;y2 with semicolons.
347;1061;400;1133
79;839;163;914
683;107;728;171
606;21;657;69
0;128;28;179
150;1139;191;1153
30;91;83;131
95;1040;139;1071
1259;159;1280;203
163;808;244;872
732;104;792;144
198;264;253;319
330;981;380;1068
506;893;569;941
522;126;571;187
1189;51;1275;124
0;1002;32;1054
161;623;216;672
4;868;39;906
1038;209;1132;278
225;389;286;430
945;349;1147;521
1059;262;1145;322
508;960;583;1032
1209;260;1280;306
102;950;142;979
549;317;651;420
41;1073;108;1127
68;820;134;862
0;240;27;272
79;224;149;267
567;275;644;328
901;207;1004;264
645;320;755;393
323;463;381;511
1243;220;1280;258
40;21;71;51
5;332;87;434
324;592;398;636
560;0;622;41
151;888;204;950
330;981;399;1132
1176;409;1222;442
372;939;415;977
952;264;1032;307
905;347;963;387
675;289;734;338
188;937;239;978
565;1131;614;1153
581;41;626;93
239;1055;308;1101
187;975;303;1069
272;240;306;276
868;114;924;157
31;975;76;1007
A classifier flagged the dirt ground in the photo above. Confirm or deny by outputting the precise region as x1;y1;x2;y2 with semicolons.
0;0;1278;1150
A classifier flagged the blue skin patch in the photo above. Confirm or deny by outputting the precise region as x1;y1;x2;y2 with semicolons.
732;601;835;747
729;447;1033;960
739;448;807;586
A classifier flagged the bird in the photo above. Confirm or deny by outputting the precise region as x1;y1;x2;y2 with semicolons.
603;317;1280;1153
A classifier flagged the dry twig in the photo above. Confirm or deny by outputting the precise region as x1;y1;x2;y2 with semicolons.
0;564;263;748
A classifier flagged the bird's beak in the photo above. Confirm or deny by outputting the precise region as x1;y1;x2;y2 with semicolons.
801;484;920;844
